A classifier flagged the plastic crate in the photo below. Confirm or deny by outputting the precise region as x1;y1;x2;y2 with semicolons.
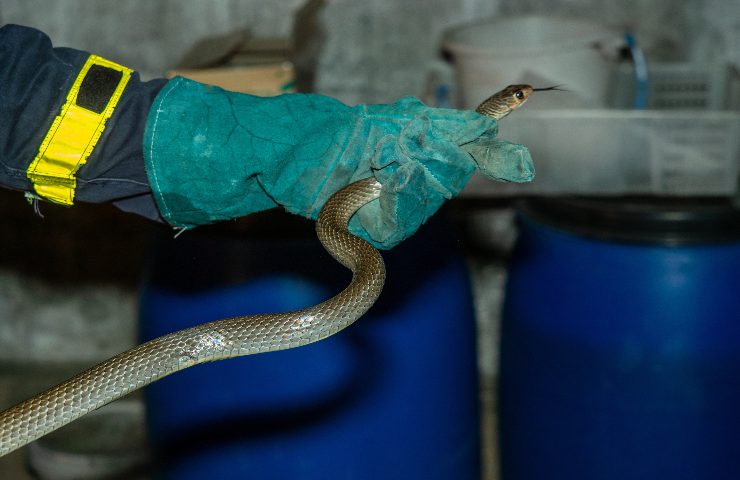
610;62;732;110
463;109;740;197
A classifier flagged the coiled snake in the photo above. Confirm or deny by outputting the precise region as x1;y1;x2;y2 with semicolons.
0;85;539;456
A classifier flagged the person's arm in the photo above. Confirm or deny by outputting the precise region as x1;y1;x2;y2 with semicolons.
1;24;534;249
0;23;166;220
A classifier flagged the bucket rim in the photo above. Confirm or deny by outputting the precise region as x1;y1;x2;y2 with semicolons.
443;15;621;57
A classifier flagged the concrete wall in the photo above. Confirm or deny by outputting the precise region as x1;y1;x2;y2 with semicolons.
0;0;306;78
3;0;735;105
0;0;498;103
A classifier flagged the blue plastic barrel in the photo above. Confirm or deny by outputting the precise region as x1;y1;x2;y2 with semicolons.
499;198;740;480
139;211;480;479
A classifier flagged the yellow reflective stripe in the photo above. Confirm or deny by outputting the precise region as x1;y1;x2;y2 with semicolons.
26;55;133;205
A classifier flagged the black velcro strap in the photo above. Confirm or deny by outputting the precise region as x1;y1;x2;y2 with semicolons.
76;64;123;114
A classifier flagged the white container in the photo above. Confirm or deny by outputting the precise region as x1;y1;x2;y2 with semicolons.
444;16;623;109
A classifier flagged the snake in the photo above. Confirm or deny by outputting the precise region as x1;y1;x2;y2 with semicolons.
0;84;540;456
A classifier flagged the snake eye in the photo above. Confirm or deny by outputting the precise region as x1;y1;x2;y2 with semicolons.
515;90;525;100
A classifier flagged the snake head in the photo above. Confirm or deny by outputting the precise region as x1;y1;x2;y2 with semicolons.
500;84;535;109
477;83;566;119
495;84;566;114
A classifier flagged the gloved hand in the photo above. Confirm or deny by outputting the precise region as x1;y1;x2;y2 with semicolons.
145;77;533;249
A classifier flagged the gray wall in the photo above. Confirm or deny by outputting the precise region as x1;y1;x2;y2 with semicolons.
3;0;735;104
0;0;498;103
0;0;306;79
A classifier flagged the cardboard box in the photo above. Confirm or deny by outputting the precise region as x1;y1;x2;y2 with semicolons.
168;62;295;96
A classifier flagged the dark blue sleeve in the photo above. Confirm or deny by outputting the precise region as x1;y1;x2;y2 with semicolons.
0;24;168;220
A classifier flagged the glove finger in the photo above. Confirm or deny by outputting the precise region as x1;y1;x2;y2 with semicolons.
463;138;535;183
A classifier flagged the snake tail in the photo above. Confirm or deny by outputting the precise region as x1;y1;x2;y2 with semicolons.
0;177;385;457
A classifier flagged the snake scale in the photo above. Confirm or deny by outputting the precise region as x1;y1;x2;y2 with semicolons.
0;85;538;456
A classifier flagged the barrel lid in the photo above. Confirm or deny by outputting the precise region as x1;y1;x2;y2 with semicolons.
519;197;740;245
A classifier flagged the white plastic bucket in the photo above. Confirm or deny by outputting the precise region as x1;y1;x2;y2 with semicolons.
444;16;623;109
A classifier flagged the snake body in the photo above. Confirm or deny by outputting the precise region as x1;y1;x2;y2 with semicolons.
0;85;535;456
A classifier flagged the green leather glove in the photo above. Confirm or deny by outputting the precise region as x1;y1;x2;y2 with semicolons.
144;77;533;249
